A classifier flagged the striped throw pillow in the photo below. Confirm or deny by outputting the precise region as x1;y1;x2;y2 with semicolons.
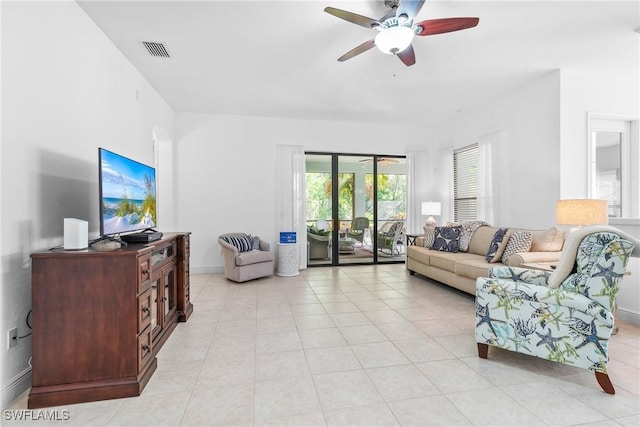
222;235;254;252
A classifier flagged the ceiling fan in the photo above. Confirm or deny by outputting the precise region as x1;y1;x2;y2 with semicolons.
359;158;400;166
325;0;479;66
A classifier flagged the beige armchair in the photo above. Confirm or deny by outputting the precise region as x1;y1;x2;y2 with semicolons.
218;233;274;282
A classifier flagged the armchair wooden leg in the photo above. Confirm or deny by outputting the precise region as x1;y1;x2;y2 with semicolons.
595;372;615;395
477;343;488;359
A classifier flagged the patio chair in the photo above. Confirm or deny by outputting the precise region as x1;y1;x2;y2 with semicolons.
347;217;369;244
377;221;405;256
307;231;330;260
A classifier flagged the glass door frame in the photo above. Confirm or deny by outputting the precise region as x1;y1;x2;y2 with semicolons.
333;154;375;265
306;152;406;266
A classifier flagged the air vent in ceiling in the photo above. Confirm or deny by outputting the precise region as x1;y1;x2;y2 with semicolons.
142;41;170;58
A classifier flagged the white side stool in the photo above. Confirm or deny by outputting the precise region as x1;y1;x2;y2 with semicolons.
276;243;299;276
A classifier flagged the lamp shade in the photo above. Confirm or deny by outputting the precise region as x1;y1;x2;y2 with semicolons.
556;199;608;226
421;202;442;216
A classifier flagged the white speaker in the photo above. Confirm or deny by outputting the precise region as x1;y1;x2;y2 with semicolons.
64;218;88;250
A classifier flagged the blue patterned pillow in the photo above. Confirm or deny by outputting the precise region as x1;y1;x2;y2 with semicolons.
430;226;462;252
486;228;511;263
223;235;254;252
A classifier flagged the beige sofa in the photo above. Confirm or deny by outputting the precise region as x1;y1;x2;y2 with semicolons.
406;226;565;294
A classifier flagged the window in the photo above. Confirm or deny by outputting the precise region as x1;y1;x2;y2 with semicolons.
305;172;354;224
589;115;638;218
453;144;479;222
594;135;622;217
305;172;332;225
364;173;407;221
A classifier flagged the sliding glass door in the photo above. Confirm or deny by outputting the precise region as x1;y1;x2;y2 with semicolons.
305;154;333;266
374;158;407;263
306;153;406;266
337;154;373;265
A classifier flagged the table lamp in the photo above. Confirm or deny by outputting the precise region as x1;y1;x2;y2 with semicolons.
556;199;608;230
421;201;442;228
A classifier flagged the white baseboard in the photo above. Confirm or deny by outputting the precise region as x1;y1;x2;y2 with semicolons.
190;265;224;275
2;367;31;409
617;307;640;327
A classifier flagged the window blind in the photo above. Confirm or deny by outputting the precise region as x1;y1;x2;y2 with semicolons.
453;144;479;222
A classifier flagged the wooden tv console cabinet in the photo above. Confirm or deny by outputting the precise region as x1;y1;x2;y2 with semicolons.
28;232;192;409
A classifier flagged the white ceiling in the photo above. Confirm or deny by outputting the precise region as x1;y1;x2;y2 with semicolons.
78;1;639;127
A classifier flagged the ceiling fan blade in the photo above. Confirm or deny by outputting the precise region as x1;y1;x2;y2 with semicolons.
337;39;376;62
415;17;480;36
397;45;416;66
324;7;379;29
396;0;425;21
359;158;399;164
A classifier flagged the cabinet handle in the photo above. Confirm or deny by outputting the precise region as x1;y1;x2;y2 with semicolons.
142;344;150;353
142;307;150;314
162;297;168;302
142;269;149;275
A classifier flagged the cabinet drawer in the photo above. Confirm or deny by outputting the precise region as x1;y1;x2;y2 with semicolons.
137;327;153;370
138;254;151;294
137;289;152;334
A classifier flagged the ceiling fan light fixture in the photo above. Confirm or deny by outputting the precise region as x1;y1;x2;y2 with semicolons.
375;26;414;54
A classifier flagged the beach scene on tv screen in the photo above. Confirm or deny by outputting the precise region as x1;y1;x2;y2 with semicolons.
101;150;156;235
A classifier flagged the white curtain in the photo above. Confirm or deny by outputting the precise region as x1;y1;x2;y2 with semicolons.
436;147;454;224
477;130;504;225
406;151;430;234
276;145;307;269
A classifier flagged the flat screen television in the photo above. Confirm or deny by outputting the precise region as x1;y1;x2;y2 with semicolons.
99;148;157;236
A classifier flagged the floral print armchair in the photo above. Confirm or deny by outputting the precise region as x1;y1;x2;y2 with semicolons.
475;227;637;394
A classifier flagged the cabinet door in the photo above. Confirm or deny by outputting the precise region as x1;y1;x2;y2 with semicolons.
150;272;161;338
163;265;176;318
183;236;191;307
177;234;193;322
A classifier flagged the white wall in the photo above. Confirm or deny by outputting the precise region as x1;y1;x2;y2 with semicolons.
558;68;640;323
435;68;640;324
610;220;640;325
173;113;424;273
1;1;174;407
173;73;565;274
559;68;640;199
434;70;563;228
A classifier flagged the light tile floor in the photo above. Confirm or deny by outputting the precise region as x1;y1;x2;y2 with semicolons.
5;264;640;426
